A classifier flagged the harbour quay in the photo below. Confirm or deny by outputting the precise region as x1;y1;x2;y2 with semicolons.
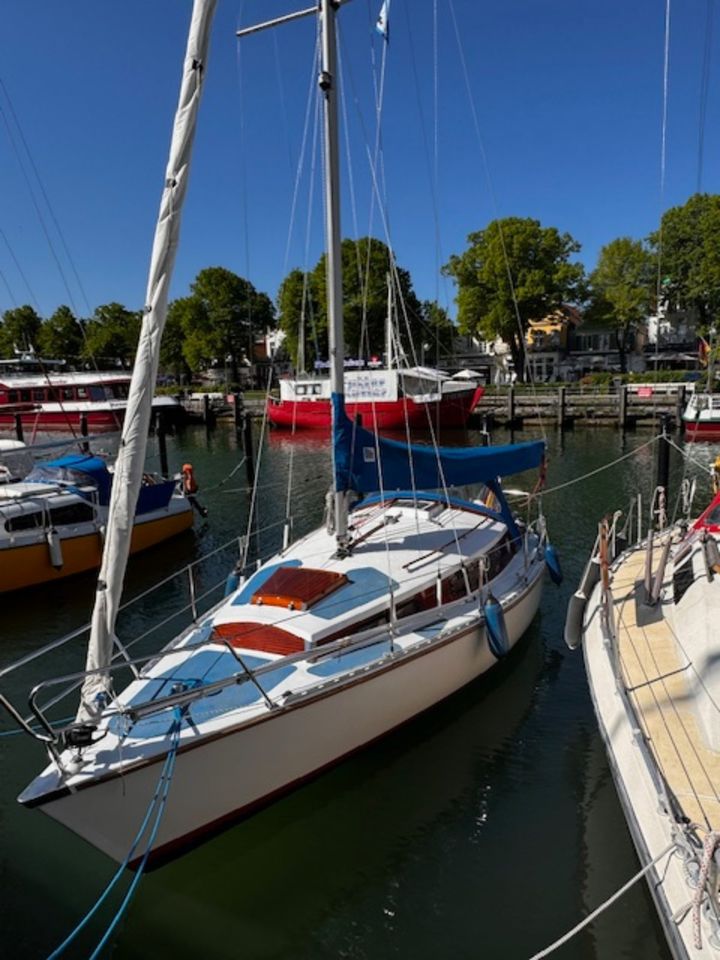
472;382;690;429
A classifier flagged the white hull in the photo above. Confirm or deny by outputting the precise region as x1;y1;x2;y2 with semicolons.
583;538;720;959
34;569;543;865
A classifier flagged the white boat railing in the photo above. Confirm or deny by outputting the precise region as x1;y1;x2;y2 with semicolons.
1;518;547;758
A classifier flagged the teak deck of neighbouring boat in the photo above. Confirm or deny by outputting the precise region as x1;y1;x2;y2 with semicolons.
611;542;720;833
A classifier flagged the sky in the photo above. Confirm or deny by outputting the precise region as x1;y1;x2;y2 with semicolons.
0;0;718;326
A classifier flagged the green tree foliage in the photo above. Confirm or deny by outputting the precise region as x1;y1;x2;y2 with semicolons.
36;305;84;360
586;238;654;372
161;298;194;383
180;267;275;383
443;217;585;379
650;193;720;329
278;238;422;369
277;268;319;371
0;305;43;358
418;301;456;363
82;302;141;366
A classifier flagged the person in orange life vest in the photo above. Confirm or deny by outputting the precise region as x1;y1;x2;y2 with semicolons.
181;463;208;518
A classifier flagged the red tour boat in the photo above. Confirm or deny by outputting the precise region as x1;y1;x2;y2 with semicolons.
268;367;484;431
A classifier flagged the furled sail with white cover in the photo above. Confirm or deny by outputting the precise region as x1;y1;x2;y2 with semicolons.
78;0;218;719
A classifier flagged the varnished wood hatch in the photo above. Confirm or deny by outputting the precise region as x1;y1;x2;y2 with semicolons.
251;567;349;611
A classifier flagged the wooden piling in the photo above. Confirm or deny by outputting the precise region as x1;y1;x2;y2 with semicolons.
618;384;628;430
80;413;89;454
157;412;169;477
558;385;566;429
675;384;686;431
14;413;24;443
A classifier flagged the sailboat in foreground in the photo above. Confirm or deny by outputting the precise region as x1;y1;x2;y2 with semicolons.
570;439;720;957
6;0;556;867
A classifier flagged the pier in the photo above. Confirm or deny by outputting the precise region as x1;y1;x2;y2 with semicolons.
471;383;688;430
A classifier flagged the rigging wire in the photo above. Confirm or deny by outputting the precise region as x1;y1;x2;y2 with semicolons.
697;0;714;193
654;0;671;349
446;0;549;448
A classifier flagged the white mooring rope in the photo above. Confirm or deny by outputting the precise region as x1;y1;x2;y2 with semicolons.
693;830;720;950
528;841;676;959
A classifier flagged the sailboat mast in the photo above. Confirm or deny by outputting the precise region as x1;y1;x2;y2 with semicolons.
320;0;349;546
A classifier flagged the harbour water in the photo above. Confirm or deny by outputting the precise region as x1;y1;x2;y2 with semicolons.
1;422;712;959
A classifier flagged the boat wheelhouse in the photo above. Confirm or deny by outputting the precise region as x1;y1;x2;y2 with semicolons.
0;368;180;433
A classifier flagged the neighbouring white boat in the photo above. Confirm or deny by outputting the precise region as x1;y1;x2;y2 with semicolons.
572;467;720;957
4;0;557;869
683;391;720;442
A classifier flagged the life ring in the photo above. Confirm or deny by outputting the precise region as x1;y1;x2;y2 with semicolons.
182;463;198;495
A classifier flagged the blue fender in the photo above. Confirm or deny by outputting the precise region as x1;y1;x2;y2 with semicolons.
224;569;241;597
484;593;509;659
544;542;563;585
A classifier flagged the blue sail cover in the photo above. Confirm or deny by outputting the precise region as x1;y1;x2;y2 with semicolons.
332;394;544;494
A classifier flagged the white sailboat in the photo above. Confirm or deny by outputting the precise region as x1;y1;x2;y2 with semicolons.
571;448;720;957
9;0;556;867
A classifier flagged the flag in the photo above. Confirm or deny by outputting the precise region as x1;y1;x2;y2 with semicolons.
699;336;710;367
376;0;390;41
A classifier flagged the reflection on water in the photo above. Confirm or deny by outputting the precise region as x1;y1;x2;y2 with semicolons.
1;422;706;958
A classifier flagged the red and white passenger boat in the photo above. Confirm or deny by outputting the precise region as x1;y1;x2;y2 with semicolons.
268;367;484;431
683;391;720;442
0;360;179;433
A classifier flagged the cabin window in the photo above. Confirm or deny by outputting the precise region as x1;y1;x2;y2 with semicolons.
32;389;47;402
19;390;31;403
5;511;43;532
7;390;18;403
88;386;105;401
49;502;95;526
487;534;515;581
62;388;75;401
77;387;88;399
296;385;307;396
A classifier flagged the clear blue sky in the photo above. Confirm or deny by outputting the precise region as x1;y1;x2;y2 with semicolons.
0;1;717;325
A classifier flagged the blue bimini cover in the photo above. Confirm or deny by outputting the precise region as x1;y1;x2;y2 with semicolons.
332;393;544;495
27;454;113;503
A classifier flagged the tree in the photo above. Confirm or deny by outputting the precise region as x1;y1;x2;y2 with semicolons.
82;302;141;366
161;298;194;383
277;268;320;371
36;305;84;361
277;237;422;369
0;305;43;358
650;193;720;330
180;267;275;383
443;217;585;379
418;301;456;364
587;238;654;372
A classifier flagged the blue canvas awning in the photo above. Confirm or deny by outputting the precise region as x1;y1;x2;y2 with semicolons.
332;394;544;495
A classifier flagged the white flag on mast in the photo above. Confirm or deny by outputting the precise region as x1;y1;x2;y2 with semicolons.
376;0;390;41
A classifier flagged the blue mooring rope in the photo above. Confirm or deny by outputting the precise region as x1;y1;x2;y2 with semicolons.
47;710;182;960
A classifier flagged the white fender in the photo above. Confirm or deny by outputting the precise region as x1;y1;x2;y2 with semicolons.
46;527;64;570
